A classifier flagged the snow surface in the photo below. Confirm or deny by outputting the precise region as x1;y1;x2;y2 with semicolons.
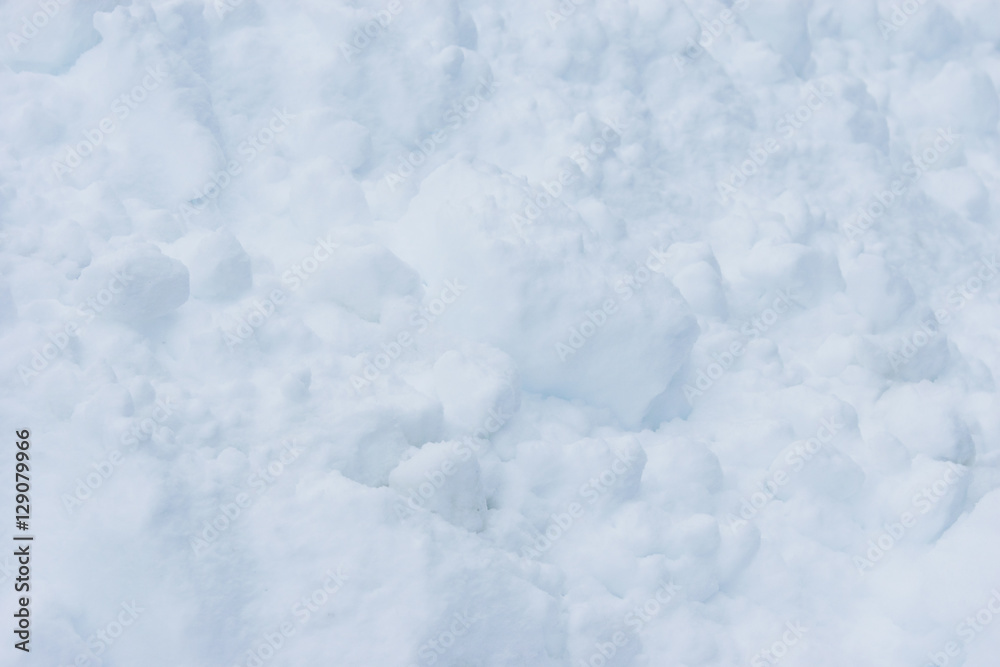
3;0;1000;665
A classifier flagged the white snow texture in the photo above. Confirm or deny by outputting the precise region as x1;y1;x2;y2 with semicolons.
2;0;1000;666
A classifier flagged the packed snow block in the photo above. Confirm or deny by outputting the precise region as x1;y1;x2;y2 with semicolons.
188;230;252;300
874;383;976;465
389;441;487;532
388;157;698;427
73;244;189;323
740;241;843;306
672;261;728;320
330;387;441;487
843;253;916;333
338;417;413;488
299;243;421;322
432;344;519;436
542;277;699;426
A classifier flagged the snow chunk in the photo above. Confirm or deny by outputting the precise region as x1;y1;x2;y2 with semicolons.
73;244;189;323
188;231;252;301
389;440;488;532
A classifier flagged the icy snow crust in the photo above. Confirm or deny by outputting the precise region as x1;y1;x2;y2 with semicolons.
4;0;1000;665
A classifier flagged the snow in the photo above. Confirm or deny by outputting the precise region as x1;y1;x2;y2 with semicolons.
3;0;1000;665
